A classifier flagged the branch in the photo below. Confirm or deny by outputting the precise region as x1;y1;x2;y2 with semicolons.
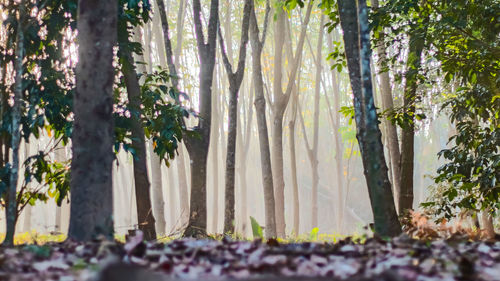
217;24;234;77
235;0;253;82
192;0;206;55
260;0;271;45
283;0;314;101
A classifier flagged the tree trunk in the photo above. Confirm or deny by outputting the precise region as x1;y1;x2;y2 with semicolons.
4;4;25;245
289;90;300;236
372;0;401;213
271;6;287;238
54;144;66;233
183;0;219;238
271;1;313;237
149;142;166;236
310;15;324;229
338;0;401;237
326;32;345;232
68;0;116;242
236;84;252;234
210;68;220;233
220;0;252;234
121;50;157;240
399;28;427;214
249;1;276;238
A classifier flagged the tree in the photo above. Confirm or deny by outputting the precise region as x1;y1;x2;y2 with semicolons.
4;1;25;246
334;0;401;236
154;0;190;229
183;0;219;238
68;0;117;241
218;0;252;234
120;49;157;240
249;0;276;238
372;0;401;213
271;0;313;238
298;15;325;229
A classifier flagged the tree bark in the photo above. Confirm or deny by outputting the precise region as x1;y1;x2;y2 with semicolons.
236;84;253;235
121;50;157;240
183;0;219;238
249;1;276;238
399;29;426;214
4;3;25;245
68;0;117;242
372;0;401;213
326;32;345;232
210;68;220;233
271;0;313;238
219;0;252;234
338;0;401;237
289;88;300;236
149;142;166;236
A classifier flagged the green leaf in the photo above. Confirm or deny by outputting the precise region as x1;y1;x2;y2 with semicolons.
250;216;263;239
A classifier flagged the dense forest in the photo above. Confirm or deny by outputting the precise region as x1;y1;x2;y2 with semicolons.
0;0;498;280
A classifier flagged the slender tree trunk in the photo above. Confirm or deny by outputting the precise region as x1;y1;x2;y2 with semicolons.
249;1;276;238
310;15;324;229
399;28;427;214
183;0;219;237
373;0;402;211
219;0;252;234
338;0;401;237
54;144;66;233
326;32;345;231
210;69;220;233
4;4;25;245
289;87;300;236
149;142;166;236
68;0;116;242
166;165;177;232
271;1;313;237
236;86;252;234
271;6;287;238
121;50;157;240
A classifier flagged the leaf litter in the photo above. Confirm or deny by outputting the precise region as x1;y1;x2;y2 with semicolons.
0;232;499;281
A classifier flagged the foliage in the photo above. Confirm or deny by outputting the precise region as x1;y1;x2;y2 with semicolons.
115;68;191;164
0;0;191;228
250;216;263;239
0;0;77;215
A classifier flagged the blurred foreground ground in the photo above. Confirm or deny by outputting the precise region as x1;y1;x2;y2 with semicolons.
0;231;499;281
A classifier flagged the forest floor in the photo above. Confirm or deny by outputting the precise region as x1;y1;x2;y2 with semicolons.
0;230;499;281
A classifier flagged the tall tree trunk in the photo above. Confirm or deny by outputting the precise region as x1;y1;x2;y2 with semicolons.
236;84;253;234
326;32;345;232
4;4;25;245
399;29;427;214
270;0;313;238
210;68;220;233
373;0;402;212
54;144;66;233
135;24;165;238
249;0;276;238
310;15;324;229
166;165;177;232
156;0;189;227
121;51;157;240
338;0;401;237
149;142;166;236
289;83;300;236
68;0;116;242
219;0;252;234
271;6;287;238
183;0;219;238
